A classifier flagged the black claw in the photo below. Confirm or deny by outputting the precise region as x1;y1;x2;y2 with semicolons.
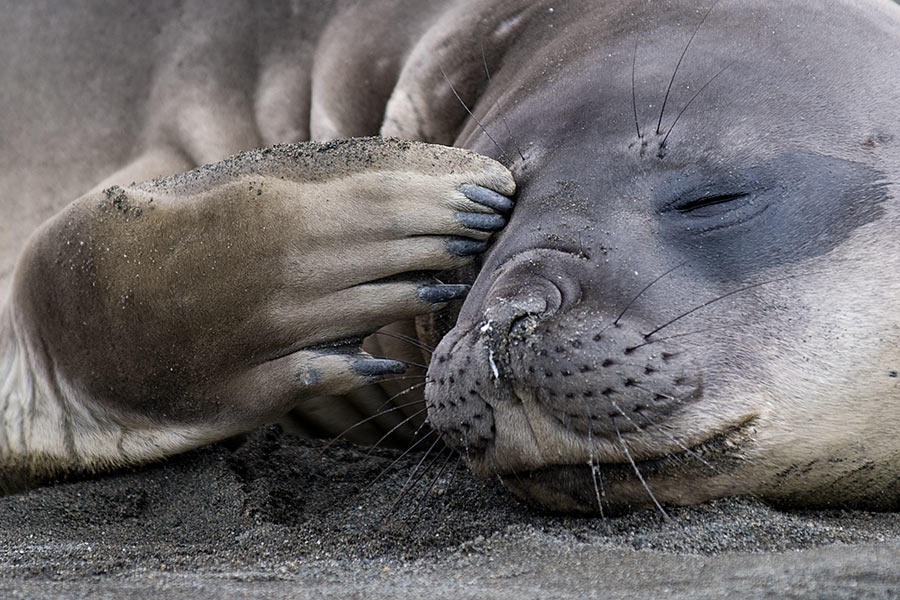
455;212;507;231
446;238;489;256
460;184;514;213
353;359;407;377
418;284;470;304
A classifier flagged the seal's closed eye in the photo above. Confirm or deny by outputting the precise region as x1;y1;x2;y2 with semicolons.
674;192;749;213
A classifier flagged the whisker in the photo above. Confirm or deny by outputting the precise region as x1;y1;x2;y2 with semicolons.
443;455;463;501
439;63;510;161
626;323;739;353
610;397;723;475
630;383;676;402
643;273;805;339
646;424;722;475
372;330;435;354
656;0;722;135
614;261;687;327
660;60;736;149
612;403;764;511
480;44;526;161
324;391;426;449
367;428;438;487
380;435;445;522
631;38;642;140
613;418;670;519
582;398;606;517
377;375;431;384
365;406;430;456
409;409;434;440
409;448;458;517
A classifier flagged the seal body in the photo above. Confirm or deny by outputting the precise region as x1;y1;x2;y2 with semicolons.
3;0;900;513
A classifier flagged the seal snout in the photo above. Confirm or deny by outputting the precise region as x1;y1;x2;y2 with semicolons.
479;287;555;375
425;254;579;458
425;242;711;484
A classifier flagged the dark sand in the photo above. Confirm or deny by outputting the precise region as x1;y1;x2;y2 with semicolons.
2;426;899;599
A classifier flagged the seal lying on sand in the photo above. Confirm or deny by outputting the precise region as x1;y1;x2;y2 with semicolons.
2;0;900;514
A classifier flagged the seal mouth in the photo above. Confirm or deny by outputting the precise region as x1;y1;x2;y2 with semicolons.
498;415;758;513
512;414;758;477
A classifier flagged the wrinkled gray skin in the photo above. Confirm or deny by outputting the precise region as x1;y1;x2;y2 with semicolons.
3;0;900;514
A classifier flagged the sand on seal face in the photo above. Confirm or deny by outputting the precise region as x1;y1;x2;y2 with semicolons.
1;425;899;599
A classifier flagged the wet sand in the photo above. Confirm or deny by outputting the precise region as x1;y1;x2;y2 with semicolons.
2;426;899;599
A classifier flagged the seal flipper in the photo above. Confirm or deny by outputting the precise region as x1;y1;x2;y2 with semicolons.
460;184;515;213
1;137;513;487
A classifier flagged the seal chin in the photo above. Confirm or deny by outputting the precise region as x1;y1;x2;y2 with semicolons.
495;417;758;514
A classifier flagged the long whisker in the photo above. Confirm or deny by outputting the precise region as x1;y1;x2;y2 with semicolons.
631;38;642;139
379;435;445;522
365;406;430;456
656;0;721;135
582;398;606;517
480;44;526;161
630;383;676;402
643;273;805;339
614;261;687;327
367;429;438;487
409;408;434;440
660;61;736;149
409;448;458;518
611;396;723;475
646;425;723;475
439;63;510;161
372;330;435;354
324;391;426;448
625;324;739;353
377;375;431;384
613;418;670;519
443;455;463;501
613;403;766;511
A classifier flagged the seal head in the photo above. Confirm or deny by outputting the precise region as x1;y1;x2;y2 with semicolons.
423;0;900;513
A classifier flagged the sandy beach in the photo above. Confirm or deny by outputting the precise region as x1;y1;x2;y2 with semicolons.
2;426;899;599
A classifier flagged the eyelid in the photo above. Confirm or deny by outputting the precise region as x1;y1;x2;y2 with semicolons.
675;192;749;213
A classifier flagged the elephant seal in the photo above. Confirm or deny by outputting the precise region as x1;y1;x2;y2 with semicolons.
2;0;900;515
422;0;900;513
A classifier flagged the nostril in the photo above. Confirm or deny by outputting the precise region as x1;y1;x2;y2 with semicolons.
509;312;533;335
457;247;585;328
482;290;551;338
